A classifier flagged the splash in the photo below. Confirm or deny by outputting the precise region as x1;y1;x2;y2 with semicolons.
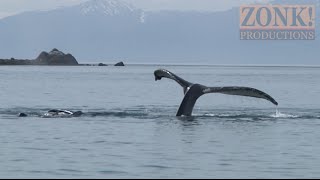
271;108;298;118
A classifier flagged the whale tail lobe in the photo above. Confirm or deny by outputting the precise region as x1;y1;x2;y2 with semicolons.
203;86;278;106
154;69;193;94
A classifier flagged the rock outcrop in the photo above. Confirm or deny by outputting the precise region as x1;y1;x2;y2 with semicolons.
98;63;108;66
114;61;125;66
35;49;79;65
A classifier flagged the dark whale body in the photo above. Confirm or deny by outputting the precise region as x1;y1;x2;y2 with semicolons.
18;110;83;118
154;69;278;116
43;110;83;118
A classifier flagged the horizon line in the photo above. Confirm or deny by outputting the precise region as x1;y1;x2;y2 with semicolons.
79;62;320;68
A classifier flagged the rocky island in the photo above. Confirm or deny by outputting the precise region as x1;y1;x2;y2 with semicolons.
35;48;79;65
0;48;125;66
0;49;79;66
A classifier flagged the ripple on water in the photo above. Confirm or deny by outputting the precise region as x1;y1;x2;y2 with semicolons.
0;107;319;121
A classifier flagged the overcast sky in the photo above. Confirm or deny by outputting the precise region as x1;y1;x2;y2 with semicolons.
0;0;268;18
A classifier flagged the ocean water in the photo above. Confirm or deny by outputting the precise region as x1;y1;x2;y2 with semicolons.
0;65;320;178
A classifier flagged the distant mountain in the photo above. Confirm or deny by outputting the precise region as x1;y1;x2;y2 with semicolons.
79;0;137;16
0;0;319;65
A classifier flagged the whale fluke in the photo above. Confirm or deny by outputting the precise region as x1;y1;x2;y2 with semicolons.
203;86;278;106
154;69;278;116
154;69;193;94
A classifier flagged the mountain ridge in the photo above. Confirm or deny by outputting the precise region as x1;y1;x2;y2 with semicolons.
0;0;319;65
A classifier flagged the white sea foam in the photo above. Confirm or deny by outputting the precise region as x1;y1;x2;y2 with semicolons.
271;109;298;118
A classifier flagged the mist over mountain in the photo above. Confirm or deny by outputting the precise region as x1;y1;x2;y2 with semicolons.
0;0;319;65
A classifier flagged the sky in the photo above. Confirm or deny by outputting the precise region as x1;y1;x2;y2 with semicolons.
0;0;267;19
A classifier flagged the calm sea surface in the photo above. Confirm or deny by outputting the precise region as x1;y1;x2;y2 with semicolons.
0;65;319;178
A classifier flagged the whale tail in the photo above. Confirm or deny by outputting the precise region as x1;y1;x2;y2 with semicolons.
203;86;278;106
154;69;193;94
176;84;205;116
154;69;279;116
